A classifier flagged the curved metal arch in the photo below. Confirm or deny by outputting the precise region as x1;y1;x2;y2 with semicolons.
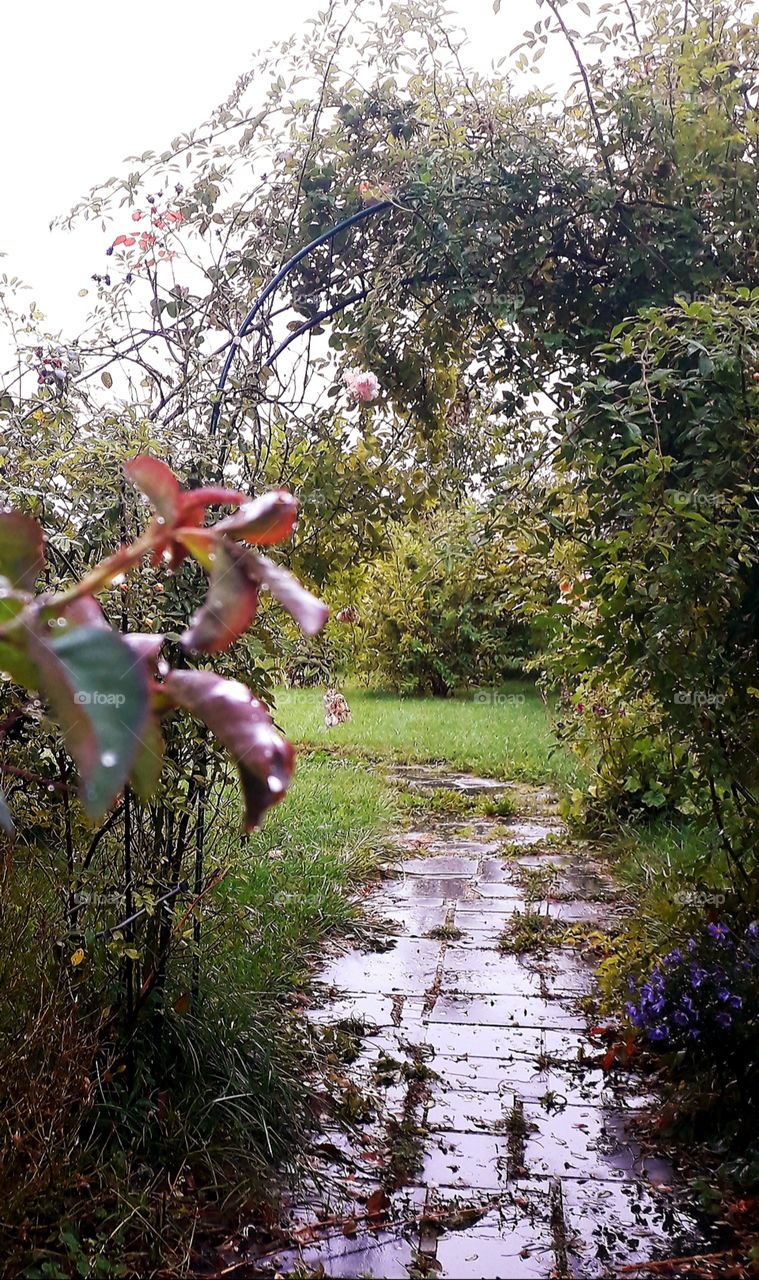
210;200;392;434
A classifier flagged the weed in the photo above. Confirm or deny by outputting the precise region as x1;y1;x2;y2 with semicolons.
427;923;463;941
477;792;517;818
498;909;567;955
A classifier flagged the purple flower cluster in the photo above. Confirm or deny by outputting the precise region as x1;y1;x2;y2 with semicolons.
626;921;759;1056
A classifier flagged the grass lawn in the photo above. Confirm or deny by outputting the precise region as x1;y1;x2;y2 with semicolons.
274;682;578;787
216;754;398;995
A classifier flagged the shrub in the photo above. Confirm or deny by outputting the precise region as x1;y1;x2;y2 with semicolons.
356;506;536;696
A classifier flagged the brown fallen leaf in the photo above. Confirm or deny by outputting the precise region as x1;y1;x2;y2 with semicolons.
366;1187;391;1222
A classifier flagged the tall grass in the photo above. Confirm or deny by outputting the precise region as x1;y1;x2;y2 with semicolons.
275;682;578;787
0;755;397;1275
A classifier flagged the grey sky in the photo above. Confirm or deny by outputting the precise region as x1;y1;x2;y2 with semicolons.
1;0;574;333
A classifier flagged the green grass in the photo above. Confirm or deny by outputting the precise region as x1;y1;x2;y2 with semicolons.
274;683;577;787
215;754;398;993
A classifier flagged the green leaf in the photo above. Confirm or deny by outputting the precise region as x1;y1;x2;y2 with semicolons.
28;625;149;817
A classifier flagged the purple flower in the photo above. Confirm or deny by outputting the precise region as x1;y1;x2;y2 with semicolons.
746;922;759;941
664;949;682;966
715;1011;732;1029
707;923;730;942
648;1025;669;1042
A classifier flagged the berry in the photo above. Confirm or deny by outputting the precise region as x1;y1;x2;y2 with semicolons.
106;246;114;256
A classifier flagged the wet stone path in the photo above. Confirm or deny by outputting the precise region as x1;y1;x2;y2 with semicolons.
252;767;706;1279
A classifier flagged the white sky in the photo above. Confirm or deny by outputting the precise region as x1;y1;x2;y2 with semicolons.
0;0;576;335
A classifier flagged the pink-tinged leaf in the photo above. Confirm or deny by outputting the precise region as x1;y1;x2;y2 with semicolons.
26;623;150;817
59;595;108;629
180;541;259;654
0;512;45;591
124;456;181;523
248;553;329;636
214;490;298;545
162;670;294;830
178;486;246;526
121;632;165;669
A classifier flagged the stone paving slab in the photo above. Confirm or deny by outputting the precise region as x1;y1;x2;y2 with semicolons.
429;993;586;1030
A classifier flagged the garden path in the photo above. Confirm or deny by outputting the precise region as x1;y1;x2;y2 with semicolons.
239;766;710;1278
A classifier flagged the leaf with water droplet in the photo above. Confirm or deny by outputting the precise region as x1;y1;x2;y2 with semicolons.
161;669;294;830
25;622;150;818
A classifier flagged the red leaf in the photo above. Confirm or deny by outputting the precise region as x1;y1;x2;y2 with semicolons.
162;670;294;830
602;1045;619;1073
214;491;298;545
178;486;245;527
180;539;259;654
366;1188;390;1222
247;553;328;636
113;235;127;247
124;456;181;524
0;512;45;592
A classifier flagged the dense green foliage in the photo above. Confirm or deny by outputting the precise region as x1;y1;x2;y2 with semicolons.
352;507;535;696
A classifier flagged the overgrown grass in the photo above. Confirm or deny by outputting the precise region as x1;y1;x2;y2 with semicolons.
275;683;578;787
0;756;397;1277
596;816;735;1013
216;754;397;993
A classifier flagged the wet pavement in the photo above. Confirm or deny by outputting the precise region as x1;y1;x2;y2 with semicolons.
245;766;707;1279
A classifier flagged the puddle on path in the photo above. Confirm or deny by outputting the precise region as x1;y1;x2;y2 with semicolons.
237;765;710;1279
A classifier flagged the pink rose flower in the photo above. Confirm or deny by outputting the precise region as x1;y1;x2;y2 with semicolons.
343;369;380;404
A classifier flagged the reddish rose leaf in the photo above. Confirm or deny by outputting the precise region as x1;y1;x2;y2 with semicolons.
215;490;298;545
247;553;329;636
366;1188;390;1222
162;670;294;830
0;512;45;592
178;485;246;527
180;540;259;654
124;456;181;523
121;632;165;669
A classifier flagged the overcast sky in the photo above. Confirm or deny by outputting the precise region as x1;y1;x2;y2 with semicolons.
0;0;575;335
